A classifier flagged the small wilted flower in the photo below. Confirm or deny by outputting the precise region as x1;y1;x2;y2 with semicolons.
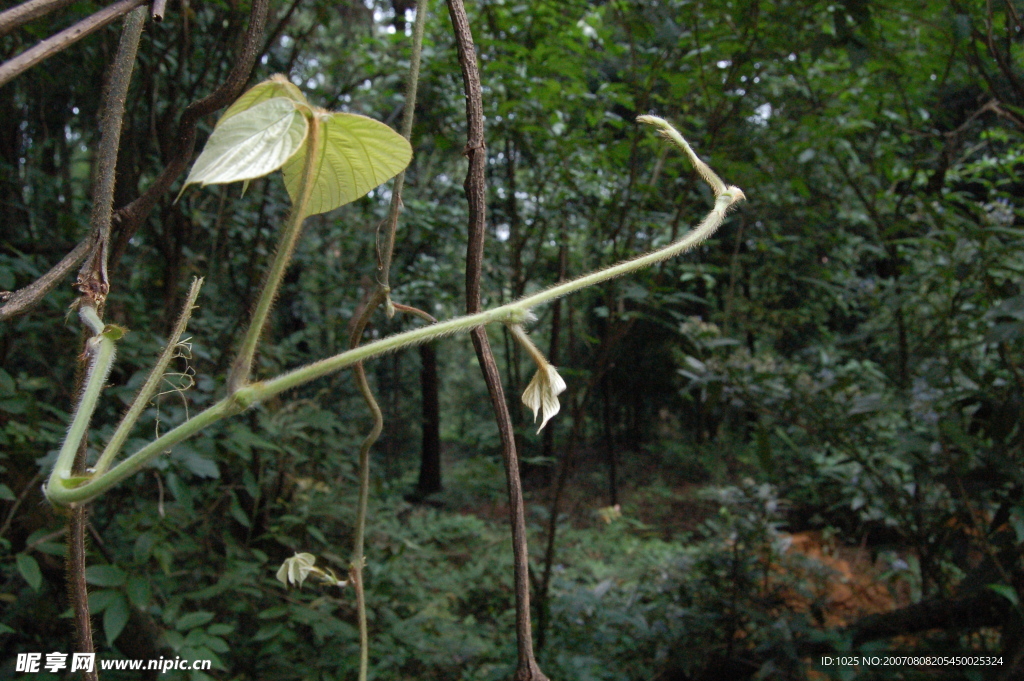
521;364;567;433
276;552;347;589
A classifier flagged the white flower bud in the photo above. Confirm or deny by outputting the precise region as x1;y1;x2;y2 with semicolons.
521;364;567;433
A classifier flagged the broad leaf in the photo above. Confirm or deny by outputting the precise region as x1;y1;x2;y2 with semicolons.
218;74;307;125
282;111;412;215
85;564;127;587
182;98;308;191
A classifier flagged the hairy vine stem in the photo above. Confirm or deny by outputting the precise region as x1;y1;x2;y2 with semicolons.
228;117;321;392
64;9;147;681
0;0;147;88
344;2;430;679
45;182;742;505
444;1;548;678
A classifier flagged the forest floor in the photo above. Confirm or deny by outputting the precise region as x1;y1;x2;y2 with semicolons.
434;445;909;632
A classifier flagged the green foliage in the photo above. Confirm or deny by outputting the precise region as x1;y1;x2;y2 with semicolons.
4;0;1024;678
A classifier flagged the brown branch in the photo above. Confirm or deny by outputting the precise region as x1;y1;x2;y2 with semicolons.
77;5;146;307
0;238;89;321
445;1;548;679
0;0;78;37
0;0;147;89
68;505;97;681
109;0;270;268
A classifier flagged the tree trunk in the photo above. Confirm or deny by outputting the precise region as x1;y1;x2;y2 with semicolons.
415;342;441;494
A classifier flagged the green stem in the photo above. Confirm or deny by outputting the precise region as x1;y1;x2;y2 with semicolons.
227;116;321;393
46;306;117;496
45;124;744;507
92;278;203;476
348;288;386;681
378;0;429;293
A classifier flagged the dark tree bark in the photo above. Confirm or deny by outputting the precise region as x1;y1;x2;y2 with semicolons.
416;342;442;495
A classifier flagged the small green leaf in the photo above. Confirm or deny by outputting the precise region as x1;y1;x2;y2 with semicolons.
988;583;1019;606
182;98;309;192
16;553;41;590
88;589;121;613
0;483;15;501
282;111;412;215
176;611;216;631
218;74;308;125
85;564;127;587
229;492;251;528
103;593;129;645
0;368;15;395
126;576;151;608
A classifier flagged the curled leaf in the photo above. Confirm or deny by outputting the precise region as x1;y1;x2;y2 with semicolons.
282;111;412;215
181;97;309;193
521;364;567;433
218;74;308;125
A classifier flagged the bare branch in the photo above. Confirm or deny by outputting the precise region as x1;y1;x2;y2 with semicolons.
0;0;148;89
0;238;89;321
0;0;78;38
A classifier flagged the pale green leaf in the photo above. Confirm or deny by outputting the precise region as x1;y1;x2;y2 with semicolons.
182;98;308;191
282;111;412;215
218;74;307;126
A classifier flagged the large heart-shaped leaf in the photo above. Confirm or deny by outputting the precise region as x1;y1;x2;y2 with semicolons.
281;111;412;215
181;97;308;191
218;74;308;126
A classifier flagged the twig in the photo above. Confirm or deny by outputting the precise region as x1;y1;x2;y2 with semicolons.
0;237;89;321
0;0;148;89
445;1;548;679
76;5;147;307
0;471;43;540
109;0;270;268
0;0;78;38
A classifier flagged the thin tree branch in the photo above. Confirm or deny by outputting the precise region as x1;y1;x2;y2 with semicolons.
0;0;147;89
445;1;548;679
109;0;270;267
0;238;89;321
0;0;78;38
0;471;43;540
